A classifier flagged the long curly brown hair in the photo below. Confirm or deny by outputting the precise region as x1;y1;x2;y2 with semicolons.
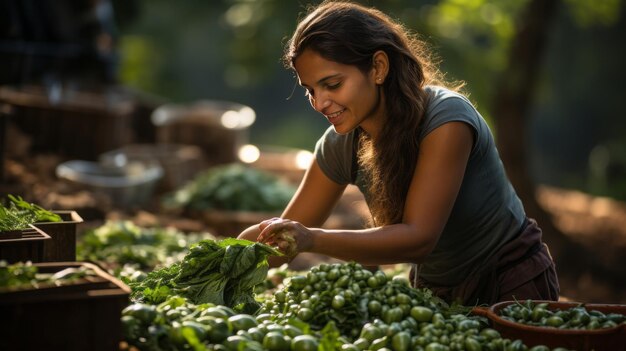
284;1;462;226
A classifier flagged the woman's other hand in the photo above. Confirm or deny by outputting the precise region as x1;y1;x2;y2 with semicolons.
258;218;314;258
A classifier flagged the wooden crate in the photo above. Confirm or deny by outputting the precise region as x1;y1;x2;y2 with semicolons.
35;210;83;262
0;225;51;263
0;261;131;351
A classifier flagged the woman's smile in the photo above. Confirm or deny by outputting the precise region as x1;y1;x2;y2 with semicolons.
325;108;346;124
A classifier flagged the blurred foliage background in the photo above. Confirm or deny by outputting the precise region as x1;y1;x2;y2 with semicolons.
109;0;626;201
1;0;624;201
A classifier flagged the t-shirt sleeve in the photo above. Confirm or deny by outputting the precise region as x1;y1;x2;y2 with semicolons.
314;126;354;185
421;96;481;138
419;93;483;154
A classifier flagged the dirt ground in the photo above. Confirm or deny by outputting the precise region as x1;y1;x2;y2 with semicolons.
1;152;625;304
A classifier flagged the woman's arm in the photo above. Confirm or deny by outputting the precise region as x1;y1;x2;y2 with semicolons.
259;121;474;265
237;157;347;263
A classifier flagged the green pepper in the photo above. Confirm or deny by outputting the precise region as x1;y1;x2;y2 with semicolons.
291;335;319;351
122;303;158;324
228;314;258;332
391;331;411;351
410;306;434;322
263;331;290;351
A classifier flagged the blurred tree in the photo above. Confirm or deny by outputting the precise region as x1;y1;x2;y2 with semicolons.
499;0;625;299
0;0;121;86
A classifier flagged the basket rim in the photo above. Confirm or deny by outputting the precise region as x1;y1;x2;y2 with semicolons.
486;300;626;335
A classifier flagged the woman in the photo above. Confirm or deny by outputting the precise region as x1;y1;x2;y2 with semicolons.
238;0;559;305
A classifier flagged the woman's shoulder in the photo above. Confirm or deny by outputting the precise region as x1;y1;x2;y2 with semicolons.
420;85;484;141
423;85;477;119
425;85;473;107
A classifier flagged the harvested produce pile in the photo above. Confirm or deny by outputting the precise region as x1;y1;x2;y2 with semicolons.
123;256;598;351
129;238;281;314
162;163;295;212
77;220;213;280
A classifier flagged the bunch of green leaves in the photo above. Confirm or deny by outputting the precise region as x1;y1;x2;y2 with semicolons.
0;261;96;290
162;163;295;212
129;238;282;314
0;261;38;288
77;220;213;272
0;195;61;232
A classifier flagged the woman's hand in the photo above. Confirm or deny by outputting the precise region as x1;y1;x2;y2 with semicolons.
257;218;314;258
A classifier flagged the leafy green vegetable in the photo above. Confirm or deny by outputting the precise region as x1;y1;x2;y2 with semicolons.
77;220;214;279
129;238;282;314
162;163;295;212
0;261;97;290
0;195;61;232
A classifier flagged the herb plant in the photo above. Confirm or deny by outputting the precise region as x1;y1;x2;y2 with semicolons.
0;195;62;232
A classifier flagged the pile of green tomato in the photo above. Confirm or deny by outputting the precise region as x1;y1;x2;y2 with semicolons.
499;300;626;330
121;262;578;351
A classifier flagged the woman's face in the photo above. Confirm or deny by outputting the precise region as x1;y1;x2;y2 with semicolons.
294;48;385;136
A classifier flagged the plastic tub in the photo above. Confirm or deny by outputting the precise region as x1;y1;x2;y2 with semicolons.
56;160;163;209
152;100;255;165
99;143;205;191
473;300;626;350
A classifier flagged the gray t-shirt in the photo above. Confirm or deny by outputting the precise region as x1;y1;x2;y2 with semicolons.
314;85;526;286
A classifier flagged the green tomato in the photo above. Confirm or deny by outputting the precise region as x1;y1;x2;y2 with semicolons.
391;331;411;351
545;316;564;327
202;306;231;319
368;276;380;288
506;339;526;351
284;324;303;338
457;319;481;332
223;335;249;351
464;337;482;351
274;290;286;303
327;269;340;281
263;331;290;351
353;337;371;350
181;321;208;341
479;328;500;340
332;294;346;309
383;307;404;324
206;318;232;343
370;336;389;351
297;307;314;321
291;335;319;351
290;275;308;289
395;293;411;305
368;300;383;315
360;323;384;342
228;314;258;332
122;304;157;324
247;327;265;343
410;306;433;323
